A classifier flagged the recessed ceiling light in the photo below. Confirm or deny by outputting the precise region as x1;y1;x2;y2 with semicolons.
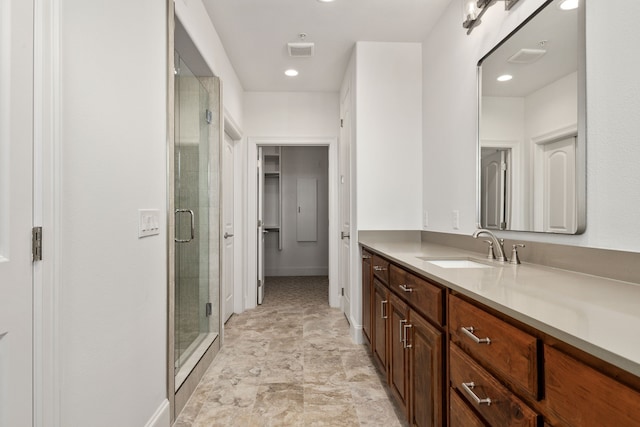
559;0;578;10
497;74;513;82
284;69;299;77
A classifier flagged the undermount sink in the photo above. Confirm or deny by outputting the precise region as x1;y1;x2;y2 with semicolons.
417;257;494;269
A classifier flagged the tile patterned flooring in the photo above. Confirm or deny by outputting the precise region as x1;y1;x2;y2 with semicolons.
174;276;407;427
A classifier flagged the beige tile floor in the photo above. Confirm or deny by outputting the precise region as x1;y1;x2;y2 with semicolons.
174;276;407;427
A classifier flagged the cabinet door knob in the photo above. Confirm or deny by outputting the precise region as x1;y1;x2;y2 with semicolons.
461;382;492;406
461;326;491;344
373;266;387;271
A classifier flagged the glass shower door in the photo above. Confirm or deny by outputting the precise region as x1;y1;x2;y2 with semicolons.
174;53;212;381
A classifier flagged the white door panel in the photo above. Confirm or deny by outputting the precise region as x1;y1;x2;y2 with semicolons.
339;89;351;322
222;133;234;322
0;0;34;424
257;147;265;305
543;137;576;233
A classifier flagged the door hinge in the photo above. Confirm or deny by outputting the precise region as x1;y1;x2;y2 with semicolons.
205;109;212;124
501;162;507;171
340;118;344;128
341;287;344;296
205;302;212;317
258;279;262;288
32;226;43;262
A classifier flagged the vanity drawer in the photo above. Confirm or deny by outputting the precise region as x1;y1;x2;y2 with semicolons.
450;344;539;427
449;294;539;400
449;388;486;427
389;265;444;326
544;345;640;427
372;255;389;284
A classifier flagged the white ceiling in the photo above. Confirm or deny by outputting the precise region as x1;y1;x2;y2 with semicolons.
202;0;453;92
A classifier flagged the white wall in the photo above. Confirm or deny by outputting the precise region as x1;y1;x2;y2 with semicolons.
243;92;339;137
175;0;244;129
355;42;423;230
59;0;168;425
422;0;640;253
265;147;329;276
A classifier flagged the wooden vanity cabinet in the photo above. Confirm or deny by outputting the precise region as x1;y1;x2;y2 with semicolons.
388;293;410;413
362;250;373;347
364;252;445;427
361;247;640;427
408;308;443;427
373;278;389;376
544;345;640;426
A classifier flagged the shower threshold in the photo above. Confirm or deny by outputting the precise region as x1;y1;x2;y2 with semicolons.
175;332;218;391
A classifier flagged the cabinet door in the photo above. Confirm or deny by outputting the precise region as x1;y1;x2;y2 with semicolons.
373;278;389;375
362;252;372;347
409;310;444;427
389;294;410;414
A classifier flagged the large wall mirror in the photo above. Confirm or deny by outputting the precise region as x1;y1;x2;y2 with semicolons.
477;0;585;234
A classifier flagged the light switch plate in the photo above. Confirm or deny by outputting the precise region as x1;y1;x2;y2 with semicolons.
139;209;160;238
423;210;429;228
452;210;460;230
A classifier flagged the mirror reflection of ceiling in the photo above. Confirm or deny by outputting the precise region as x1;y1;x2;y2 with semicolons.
481;3;578;97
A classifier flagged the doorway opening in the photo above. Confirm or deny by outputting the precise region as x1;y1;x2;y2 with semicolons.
247;137;339;313
258;146;330;305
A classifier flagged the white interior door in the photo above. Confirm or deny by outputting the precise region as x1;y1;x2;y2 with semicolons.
257;147;265;304
481;148;509;230
339;89;351;322
222;132;235;322
543;136;576;233
0;0;35;425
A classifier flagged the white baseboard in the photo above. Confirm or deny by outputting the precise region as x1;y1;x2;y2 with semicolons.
349;316;364;345
265;267;329;277
145;399;170;427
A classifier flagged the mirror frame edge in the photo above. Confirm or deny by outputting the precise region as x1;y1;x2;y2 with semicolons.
475;0;588;235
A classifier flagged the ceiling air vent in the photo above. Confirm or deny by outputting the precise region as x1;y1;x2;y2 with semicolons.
508;48;547;64
288;42;315;57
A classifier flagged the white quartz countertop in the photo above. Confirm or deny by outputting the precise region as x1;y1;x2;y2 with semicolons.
359;236;640;377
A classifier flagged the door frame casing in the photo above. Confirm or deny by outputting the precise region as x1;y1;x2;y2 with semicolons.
246;137;339;310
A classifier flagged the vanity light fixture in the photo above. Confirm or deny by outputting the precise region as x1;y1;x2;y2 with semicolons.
284;69;299;77
497;74;513;82
559;0;579;10
462;0;521;35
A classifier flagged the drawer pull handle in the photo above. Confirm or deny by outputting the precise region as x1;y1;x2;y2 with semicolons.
461;326;491;344
362;254;372;259
381;300;388;319
373;266;387;271
461;382;492;406
399;284;413;293
403;323;413;349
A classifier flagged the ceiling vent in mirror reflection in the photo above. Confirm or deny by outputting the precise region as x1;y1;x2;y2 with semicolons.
508;48;547;64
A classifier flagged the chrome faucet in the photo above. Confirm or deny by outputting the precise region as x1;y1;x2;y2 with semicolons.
472;229;507;262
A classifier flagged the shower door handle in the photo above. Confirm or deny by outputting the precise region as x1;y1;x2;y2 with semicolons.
175;209;195;243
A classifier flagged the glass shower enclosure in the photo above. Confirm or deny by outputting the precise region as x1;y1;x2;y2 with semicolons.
173;52;221;392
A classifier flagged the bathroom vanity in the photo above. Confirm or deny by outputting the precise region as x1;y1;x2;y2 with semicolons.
360;235;640;427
